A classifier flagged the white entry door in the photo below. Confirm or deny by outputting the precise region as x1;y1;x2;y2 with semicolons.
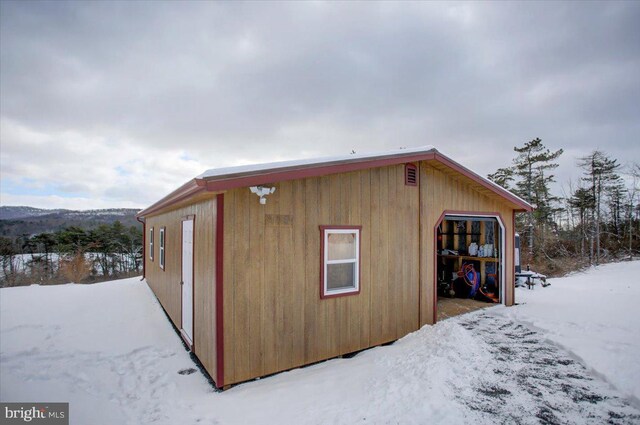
181;218;194;347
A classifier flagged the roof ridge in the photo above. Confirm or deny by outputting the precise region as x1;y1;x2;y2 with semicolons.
197;145;436;179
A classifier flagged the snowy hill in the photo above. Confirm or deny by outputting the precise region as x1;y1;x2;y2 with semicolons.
1;262;639;424
0;206;141;237
0;206;69;220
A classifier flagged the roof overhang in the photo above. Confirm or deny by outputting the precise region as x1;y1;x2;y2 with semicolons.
429;151;532;212
137;147;532;217
137;179;207;218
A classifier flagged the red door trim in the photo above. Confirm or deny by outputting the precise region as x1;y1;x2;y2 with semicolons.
432;210;506;324
180;215;196;350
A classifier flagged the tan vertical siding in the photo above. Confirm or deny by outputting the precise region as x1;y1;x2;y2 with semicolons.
222;164;421;385
222;190;236;383
144;196;218;382
419;162;516;326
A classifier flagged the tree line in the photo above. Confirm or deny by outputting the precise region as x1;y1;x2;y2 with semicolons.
0;221;142;287
2;142;636;284
488;138;639;275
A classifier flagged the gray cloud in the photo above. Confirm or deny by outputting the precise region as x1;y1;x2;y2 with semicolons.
1;1;639;208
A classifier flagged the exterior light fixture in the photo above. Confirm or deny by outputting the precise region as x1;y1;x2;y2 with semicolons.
249;186;276;205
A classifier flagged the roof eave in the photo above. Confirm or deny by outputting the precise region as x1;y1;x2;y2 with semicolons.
201;150;438;192
137;147;532;217
136;178;206;218
432;152;533;212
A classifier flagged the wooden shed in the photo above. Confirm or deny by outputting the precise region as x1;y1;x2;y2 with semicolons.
136;146;532;389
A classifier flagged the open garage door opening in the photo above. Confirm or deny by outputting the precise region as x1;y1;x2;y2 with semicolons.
436;214;505;321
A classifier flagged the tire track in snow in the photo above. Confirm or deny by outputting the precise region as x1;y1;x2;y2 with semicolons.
455;312;640;425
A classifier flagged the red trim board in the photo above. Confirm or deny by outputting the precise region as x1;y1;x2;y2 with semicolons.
318;225;363;299
431;211;507;324
137;149;532;219
179;215;196;351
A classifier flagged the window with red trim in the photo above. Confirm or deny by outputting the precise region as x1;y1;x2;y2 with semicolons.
320;226;361;298
159;227;166;270
405;163;417;186
149;227;154;261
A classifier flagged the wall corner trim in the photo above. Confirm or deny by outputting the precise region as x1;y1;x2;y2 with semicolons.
215;193;225;388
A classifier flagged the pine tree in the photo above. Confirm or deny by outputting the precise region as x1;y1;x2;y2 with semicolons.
487;167;514;190
55;226;89;254
511;138;563;255
577;150;621;265
569;186;595;258
607;179;627;241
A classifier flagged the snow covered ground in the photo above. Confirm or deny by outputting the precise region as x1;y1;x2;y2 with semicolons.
1;261;639;424
500;260;640;404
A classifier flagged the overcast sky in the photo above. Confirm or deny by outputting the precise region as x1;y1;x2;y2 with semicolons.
1;1;639;210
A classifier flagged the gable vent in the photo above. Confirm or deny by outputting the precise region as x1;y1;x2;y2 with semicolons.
405;164;418;186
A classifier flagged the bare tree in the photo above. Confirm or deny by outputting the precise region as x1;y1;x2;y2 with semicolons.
626;162;640;256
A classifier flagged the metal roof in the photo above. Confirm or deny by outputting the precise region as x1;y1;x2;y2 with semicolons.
137;146;532;217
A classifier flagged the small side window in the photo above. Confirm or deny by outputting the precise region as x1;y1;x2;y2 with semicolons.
159;227;166;270
149;227;154;261
320;226;361;298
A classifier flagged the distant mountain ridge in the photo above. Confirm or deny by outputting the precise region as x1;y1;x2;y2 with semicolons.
0;206;142;238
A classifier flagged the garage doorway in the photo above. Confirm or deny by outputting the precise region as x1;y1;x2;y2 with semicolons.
435;213;505;321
